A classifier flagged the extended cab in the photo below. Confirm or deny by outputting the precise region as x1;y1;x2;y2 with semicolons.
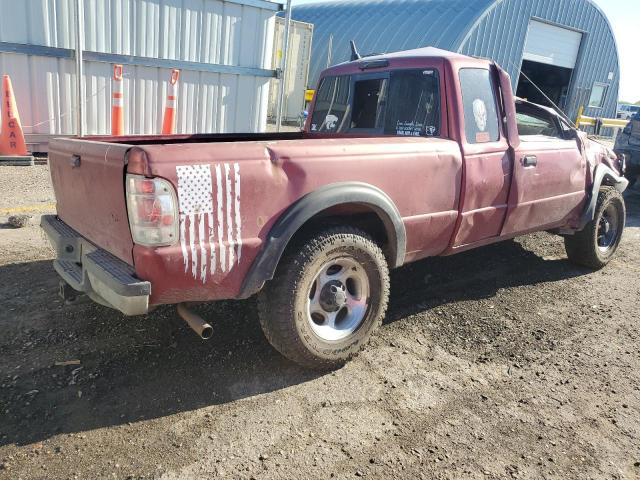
42;47;628;369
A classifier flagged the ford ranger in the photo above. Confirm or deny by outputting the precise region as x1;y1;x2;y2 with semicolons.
42;47;628;369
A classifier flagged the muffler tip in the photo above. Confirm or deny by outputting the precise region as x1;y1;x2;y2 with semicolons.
201;325;213;340
177;303;213;340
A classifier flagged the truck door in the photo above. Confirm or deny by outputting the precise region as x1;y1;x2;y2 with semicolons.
501;102;586;235
452;67;512;247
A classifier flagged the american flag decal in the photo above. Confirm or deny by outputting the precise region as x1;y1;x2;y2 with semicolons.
176;163;242;283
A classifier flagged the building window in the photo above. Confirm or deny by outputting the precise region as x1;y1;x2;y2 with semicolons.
588;83;608;108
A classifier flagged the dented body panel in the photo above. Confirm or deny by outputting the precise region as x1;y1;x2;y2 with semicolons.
44;47;627;313
128;137;463;304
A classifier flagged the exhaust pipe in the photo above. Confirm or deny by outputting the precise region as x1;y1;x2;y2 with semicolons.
177;303;213;340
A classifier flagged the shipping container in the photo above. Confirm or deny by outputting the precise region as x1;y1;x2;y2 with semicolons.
268;16;313;124
0;0;282;151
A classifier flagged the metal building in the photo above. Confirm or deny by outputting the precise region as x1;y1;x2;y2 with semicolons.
293;0;620;122
0;0;282;151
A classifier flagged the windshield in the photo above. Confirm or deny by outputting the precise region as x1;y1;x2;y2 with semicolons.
310;69;441;137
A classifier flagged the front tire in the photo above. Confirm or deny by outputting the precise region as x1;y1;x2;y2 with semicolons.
564;187;626;269
257;226;390;370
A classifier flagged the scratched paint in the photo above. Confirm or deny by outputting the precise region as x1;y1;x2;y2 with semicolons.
176;163;242;283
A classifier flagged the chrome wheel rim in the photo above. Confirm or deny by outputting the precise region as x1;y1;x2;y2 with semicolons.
597;204;619;252
306;257;370;342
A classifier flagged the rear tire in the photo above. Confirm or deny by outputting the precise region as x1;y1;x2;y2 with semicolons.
257;226;390;370
564;187;626;269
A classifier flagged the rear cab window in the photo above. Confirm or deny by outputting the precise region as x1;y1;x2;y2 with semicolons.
309;69;441;137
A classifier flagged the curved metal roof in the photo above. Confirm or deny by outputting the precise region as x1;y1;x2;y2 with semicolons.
294;0;494;84
293;0;620;120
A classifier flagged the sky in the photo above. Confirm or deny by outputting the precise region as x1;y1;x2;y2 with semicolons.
291;0;640;104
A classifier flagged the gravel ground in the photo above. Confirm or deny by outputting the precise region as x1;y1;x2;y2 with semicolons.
0;165;55;212
0;166;639;479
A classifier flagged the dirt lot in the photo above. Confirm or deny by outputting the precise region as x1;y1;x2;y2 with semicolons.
1;165;639;480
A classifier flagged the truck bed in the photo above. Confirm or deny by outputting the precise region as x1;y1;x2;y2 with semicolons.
82;131;305;146
48;132;305;265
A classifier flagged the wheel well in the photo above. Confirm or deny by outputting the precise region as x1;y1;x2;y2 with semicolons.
286;203;394;264
238;183;406;299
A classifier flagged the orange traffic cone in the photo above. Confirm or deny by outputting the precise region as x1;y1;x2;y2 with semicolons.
0;75;33;165
161;69;180;134
111;64;124;136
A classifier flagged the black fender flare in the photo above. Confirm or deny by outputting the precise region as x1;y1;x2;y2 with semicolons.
578;165;629;230
239;182;406;298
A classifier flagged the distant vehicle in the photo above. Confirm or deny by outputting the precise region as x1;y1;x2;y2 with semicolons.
42;47;628;369
615;112;640;187
617;104;640;120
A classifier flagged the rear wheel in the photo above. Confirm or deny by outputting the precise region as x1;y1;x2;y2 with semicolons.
564;187;626;269
257;226;390;370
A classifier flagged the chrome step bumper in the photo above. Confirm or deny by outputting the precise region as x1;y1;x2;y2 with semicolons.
41;215;150;316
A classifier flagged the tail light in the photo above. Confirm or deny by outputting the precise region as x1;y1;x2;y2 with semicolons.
126;174;178;246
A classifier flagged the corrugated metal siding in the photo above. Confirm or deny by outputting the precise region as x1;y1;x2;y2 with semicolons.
294;0;619;121
458;0;619;121
0;0;280;140
293;0;493;87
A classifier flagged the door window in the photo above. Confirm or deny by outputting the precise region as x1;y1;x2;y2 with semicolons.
459;68;500;144
515;104;562;138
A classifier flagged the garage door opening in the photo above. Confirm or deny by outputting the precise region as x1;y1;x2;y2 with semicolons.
516;60;573;109
517;20;583;112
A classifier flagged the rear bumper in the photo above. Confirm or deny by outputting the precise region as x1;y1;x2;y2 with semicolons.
41;215;151;316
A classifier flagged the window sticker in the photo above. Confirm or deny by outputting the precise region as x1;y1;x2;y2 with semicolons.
473;99;487;132
473;98;491;143
395;120;424;136
322;114;339;131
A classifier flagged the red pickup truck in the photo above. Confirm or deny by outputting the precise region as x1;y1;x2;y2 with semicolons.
42;47;628;369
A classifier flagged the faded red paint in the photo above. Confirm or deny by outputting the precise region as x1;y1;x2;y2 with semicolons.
47;47;623;307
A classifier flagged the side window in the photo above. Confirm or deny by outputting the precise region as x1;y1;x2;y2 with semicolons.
350;78;387;130
459;68;500;144
384;69;440;136
588;83;608;108
515;108;561;138
310;75;351;133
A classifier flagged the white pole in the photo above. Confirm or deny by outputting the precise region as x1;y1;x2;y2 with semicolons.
275;0;292;132
327;34;333;68
74;0;85;137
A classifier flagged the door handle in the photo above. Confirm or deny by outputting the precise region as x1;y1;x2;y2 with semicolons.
522;155;537;167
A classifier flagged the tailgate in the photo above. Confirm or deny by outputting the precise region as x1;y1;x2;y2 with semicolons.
49;138;134;264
